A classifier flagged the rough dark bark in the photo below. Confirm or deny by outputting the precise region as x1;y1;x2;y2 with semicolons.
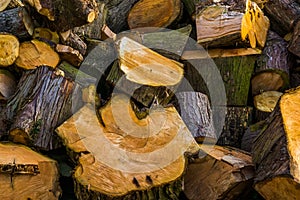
60;31;87;56
241;120;266;152
7;66;83;150
251;31;290;96
0;7;34;40
288;20;300;58
217;106;253;148
174;91;216;143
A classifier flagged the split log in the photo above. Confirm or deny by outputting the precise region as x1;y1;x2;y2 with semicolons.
217;106;253;148
251;31;290;96
0;34;19;67
174;91;216;143
0;0;11;11
60;31;87;56
56;94;199;199
15;39;60;70
55;44;83;67
184;144;254;200
241;120;266;152
254;91;282;112
288;20;300;58
33;28;59;44
127;0;182;30
0;7;34;40
252;87;300;199
264;0;300;34
7;66;83;150
0;69;16;100
0;142;61;199
196;1;269;48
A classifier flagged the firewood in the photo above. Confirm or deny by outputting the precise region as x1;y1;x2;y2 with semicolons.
264;0;300;34
127;0;182;30
0;102;8;138
6;0;24;9
175;91;216;143
241;120;266;152
33;28;59;44
60;31;87;56
0;69;16;100
217;107;253;148
0;142;61;199
56;94;199;199
0;34;19;67
184;144;254;200
118;37;184;86
55;44;83;67
196;0;269;48
15;39;60;70
0;0;11;11
7;66;84;150
252;87;300;199
254;91;282;113
251;31;290;96
288;20;300;58
0;7;34;40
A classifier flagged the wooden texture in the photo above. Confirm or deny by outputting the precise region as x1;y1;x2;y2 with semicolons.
60;31;87;56
56;94;199;199
253;91;282;112
241;120;265;152
252;87;300;199
33;28;59;44
0;142;61;199
15;39;60;70
0;34;19;67
0;69;16;100
175;91;216;143
55;44;83;67
217;107;253;148
7;66;83;150
0;7;34;40
127;0;182;30
251;31;290;96
184;144;254;200
0;0;11;11
288;20;300;58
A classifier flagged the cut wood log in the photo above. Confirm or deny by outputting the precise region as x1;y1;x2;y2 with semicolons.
60;31;87;56
288;20;300;58
184;144;254;200
33;28;59;44
0;142;61;199
0;0;11;11
7;66;83;150
0;34;19;67
196;1;269;48
252;87;300;199
0;7;34;40
55;44;83;67
118;37;184;86
241;120;266;152
175;91;216;143
217;106;253;148
6;0;24;9
254;91;282;112
0;101;8;138
264;0;300;34
251;31;290;96
15;39;60;70
127;0;182;30
0;69;16;100
56;94;199;199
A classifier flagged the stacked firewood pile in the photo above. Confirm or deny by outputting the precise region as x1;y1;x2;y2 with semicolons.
0;0;300;199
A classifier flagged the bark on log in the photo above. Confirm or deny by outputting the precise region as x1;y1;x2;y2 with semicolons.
241;120;266;152
0;7;34;40
184;144;254;200
252;87;300;199
0;142;61;199
217;106;253;148
175;91;216;143
0;101;8;138
7;66;83;150
60;31;87;56
288;20;300;58
56;94;199;199
127;0;182;30
15;39;60;70
251;31;290;96
0;34;19;67
264;0;300;34
55;44;83;67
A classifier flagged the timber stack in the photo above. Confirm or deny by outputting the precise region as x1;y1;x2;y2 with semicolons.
0;0;300;199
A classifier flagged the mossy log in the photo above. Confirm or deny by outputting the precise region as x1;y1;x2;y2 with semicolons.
251;31;291;96
184;144;254;200
0;142;61;199
7;66;83;150
56;94;199;199
252;86;300;199
0;7;34;40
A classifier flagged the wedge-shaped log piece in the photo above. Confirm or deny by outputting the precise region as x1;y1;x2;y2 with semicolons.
184;144;254;200
118;37;184;86
127;0;182;30
0;142;61;199
15;39;60;70
56;44;83;67
252;87;300;199
56;94;199;199
0;34;19;67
